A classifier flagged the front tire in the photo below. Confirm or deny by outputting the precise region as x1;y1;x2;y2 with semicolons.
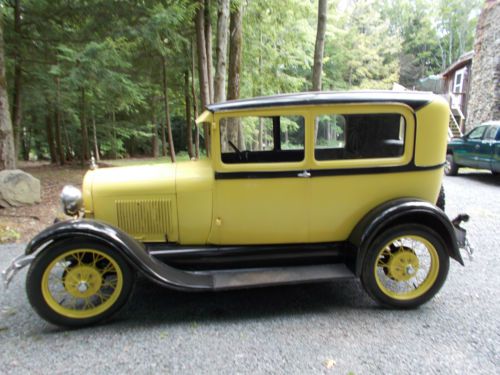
445;154;459;176
361;224;449;309
26;239;134;328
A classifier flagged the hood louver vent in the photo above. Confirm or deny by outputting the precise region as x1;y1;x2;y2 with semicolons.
116;199;172;239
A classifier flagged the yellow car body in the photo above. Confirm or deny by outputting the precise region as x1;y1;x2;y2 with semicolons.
5;91;472;327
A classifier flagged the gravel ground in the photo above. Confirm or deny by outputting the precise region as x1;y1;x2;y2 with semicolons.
0;172;499;375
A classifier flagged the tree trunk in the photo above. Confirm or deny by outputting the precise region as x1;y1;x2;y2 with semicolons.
80;87;89;164
312;0;327;91
151;98;158;158
185;70;194;159
111;110;117;159
0;15;16;169
21;113;31;160
61;112;72;161
214;0;229;103
160;117;167;157
45;108;57;164
12;0;22;158
204;0;214;103
162;56;176;163
53;77;64;165
92;109;100;162
191;40;200;159
227;5;244;149
195;2;211;154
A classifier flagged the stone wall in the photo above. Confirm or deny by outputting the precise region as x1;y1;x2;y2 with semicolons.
466;0;500;131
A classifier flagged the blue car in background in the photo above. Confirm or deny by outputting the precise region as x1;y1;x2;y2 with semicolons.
446;121;500;176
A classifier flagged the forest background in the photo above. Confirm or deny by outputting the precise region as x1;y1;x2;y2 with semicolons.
0;0;483;166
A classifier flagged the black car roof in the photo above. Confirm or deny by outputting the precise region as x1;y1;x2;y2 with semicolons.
206;90;434;112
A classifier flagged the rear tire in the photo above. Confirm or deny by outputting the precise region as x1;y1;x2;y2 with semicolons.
436;185;445;211
361;224;449;309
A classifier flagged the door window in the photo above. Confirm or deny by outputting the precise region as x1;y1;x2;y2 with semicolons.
220;115;305;164
467;126;487;140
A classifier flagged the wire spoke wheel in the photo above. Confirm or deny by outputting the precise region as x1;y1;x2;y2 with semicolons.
362;224;449;308
374;236;438;300
42;249;123;319
27;240;134;327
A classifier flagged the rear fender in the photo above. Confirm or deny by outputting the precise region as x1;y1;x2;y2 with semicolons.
349;199;464;276
25;219;212;290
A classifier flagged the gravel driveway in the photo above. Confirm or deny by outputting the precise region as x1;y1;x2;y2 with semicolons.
1;172;499;375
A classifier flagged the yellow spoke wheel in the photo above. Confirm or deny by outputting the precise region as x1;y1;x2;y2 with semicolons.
27;240;134;327
361;224;449;308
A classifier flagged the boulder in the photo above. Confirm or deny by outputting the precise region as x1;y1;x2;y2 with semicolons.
0;169;41;208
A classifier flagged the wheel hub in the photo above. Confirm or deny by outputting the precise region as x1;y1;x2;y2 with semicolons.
387;250;419;282
64;265;103;298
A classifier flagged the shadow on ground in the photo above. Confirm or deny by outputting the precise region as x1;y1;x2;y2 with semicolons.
39;277;377;334
453;171;500;186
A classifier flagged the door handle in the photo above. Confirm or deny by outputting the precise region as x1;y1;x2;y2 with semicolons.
297;170;311;178
475;144;480;149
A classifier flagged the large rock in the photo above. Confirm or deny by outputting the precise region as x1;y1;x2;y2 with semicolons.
0;169;41;208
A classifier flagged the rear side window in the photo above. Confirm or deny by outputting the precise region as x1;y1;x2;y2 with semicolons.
220;115;305;164
315;113;405;161
484;126;499;141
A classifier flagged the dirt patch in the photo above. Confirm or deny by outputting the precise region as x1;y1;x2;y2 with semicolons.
0;162;87;243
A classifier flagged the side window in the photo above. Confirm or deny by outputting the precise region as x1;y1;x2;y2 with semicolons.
220;115;305;164
484;126;499;141
467;126;486;140
315;113;405;161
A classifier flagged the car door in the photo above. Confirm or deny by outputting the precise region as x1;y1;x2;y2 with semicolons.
456;125;488;167
481;125;500;172
208;109;310;245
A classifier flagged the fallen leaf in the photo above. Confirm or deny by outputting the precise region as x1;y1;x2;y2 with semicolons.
1;308;17;317
324;359;336;369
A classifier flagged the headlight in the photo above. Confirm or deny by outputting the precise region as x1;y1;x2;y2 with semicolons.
60;185;83;216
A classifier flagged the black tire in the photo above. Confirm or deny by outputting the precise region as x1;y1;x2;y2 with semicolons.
436;185;445;211
361;224;449;309
444;154;459;176
26;239;135;328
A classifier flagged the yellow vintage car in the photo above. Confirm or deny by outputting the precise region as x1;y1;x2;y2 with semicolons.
3;91;472;327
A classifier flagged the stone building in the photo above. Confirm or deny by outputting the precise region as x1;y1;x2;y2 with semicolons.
466;0;500;131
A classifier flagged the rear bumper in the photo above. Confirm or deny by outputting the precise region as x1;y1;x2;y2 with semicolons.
452;214;473;261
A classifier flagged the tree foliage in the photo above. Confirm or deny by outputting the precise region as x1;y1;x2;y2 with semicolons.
0;0;482;164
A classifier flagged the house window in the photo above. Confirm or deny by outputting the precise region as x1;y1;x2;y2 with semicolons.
453;68;466;93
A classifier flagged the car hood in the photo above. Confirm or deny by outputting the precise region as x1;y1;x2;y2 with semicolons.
82;160;214;203
85;163;177;198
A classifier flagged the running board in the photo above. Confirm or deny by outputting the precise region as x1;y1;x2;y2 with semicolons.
201;264;355;290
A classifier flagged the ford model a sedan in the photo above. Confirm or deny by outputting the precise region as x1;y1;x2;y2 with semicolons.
3;91;472;327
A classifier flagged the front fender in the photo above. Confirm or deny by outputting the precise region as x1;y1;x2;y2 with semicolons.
349;199;464;276
25;219;212;291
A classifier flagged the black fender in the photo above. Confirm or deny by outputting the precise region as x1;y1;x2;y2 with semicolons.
25;219;213;291
349;199;464;276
